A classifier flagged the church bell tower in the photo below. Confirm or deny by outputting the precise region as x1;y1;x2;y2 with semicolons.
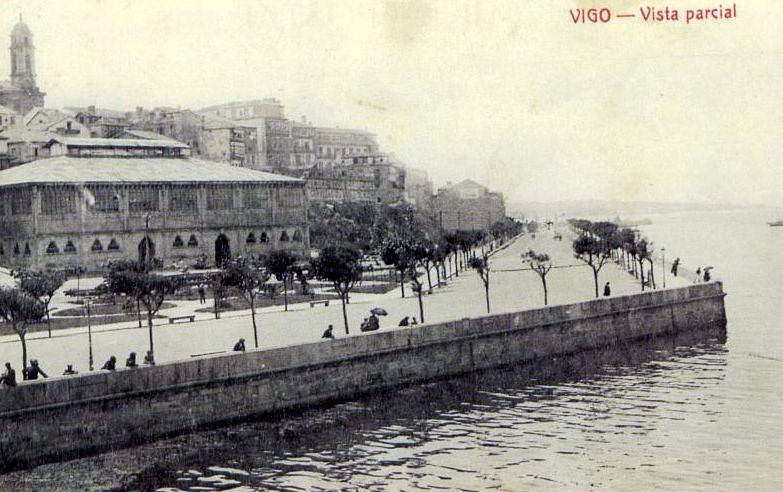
10;14;37;90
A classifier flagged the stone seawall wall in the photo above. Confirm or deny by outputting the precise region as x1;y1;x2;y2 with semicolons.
0;282;726;471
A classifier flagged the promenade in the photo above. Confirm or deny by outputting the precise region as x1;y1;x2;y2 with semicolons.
0;231;690;377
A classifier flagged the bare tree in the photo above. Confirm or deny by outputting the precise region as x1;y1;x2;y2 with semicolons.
313;246;363;335
469;255;491;313
0;288;45;372
523;250;553;305
17;270;67;338
222;257;270;348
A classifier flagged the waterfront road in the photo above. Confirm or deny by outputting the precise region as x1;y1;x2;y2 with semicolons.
0;232;691;376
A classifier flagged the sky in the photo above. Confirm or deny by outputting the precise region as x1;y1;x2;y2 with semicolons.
0;0;780;205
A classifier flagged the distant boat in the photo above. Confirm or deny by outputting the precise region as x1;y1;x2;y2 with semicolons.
768;221;783;227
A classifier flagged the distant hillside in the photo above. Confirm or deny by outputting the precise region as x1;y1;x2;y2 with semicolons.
507;200;777;220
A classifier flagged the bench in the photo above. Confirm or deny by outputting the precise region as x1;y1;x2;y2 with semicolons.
310;300;330;308
169;315;195;324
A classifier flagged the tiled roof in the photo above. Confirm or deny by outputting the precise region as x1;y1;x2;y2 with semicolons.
123;129;177;141
0;128;55;143
46;137;189;149
0;157;303;187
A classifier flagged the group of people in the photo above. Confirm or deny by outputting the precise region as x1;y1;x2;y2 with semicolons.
398;316;419;326
1;360;48;387
100;350;155;371
360;314;381;332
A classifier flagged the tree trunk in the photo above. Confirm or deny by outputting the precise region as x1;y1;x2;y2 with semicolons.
250;297;259;348
283;274;289;312
484;282;490;313
417;289;424;323
137;299;142;328
435;264;441;287
214;288;220;319
45;304;51;338
648;260;656;289
592;267;599;298
147;310;155;356
19;329;27;378
639;260;645;291
426;265;432;293
399;270;405;298
542;276;548;305
340;294;349;335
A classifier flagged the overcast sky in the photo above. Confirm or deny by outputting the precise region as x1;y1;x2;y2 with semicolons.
1;0;780;205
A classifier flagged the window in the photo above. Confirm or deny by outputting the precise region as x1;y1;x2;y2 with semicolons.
108;238;120;251
91;239;103;252
170;187;198;212
246;233;256;244
46;241;59;254
13;243;20;255
244;187;269;209
207;187;234;210
41;187;76;215
128;188;159;213
260;232;268;243
292;230;303;242
64;241;76;254
279;191;303;208
90;187;120;212
0;244;4;255
173;235;184;248
10;189;32;215
187;234;199;247
23;243;31;256
279;231;289;242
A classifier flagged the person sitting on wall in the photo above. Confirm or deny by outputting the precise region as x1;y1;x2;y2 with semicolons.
143;350;155;366
704;270;711;282
1;362;17;387
411;317;418;326
24;360;48;380
322;324;335;339
399;316;410;327
126;352;138;368
360;318;370;331
62;364;79;376
603;282;611;297
233;338;246;352
101;356;117;371
368;314;380;331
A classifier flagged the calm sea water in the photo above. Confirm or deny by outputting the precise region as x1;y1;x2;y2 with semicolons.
18;208;783;491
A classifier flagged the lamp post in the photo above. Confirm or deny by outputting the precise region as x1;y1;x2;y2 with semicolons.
661;247;666;289
86;296;94;371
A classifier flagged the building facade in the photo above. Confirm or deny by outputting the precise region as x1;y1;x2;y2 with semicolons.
0;17;45;115
0;156;309;271
314;127;379;167
432;179;506;232
305;153;405;204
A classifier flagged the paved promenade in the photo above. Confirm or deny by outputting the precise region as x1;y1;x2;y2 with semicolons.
0;231;690;377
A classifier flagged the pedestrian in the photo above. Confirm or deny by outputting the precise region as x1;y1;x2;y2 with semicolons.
322;324;334;339
695;267;701;282
398;316;410;327
101;356;117;371
704;270;711;282
360;317;369;331
603;282;611;297
368;313;379;330
24;360;48;380
62;364;78;376
143;350;155;366
233;338;246;352
197;284;206;305
126;352;138;368
671;258;680;277
411;317;418;326
1;362;17;387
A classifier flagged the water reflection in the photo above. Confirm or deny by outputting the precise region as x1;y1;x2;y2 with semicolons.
129;324;727;492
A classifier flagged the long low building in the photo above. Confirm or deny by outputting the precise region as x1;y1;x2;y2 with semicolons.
0;156;309;271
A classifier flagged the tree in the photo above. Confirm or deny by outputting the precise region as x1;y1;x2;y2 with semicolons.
17;270;67;338
0;287;45;373
468;255;491;313
222;257;270;348
409;268;426;323
635;238;653;291
380;239;419;298
523;250;553;305
573;235;610;298
265;250;297;312
312;246;362;335
105;261;182;360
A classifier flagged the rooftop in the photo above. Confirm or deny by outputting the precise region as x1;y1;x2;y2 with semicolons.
45;137;189;149
0;104;17;115
0;157;303;187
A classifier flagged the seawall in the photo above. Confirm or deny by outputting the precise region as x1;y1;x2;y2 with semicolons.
0;282;726;472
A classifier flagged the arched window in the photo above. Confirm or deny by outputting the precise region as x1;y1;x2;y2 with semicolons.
64;241;76;254
187;234;199;247
13;243;20;256
0;244;4;256
260;232;268;243
246;233;256;244
91;239;103;252
279;231;290;242
292;230;303;242
23;243;31;256
108;238;120;251
46;241;60;254
173;235;184;248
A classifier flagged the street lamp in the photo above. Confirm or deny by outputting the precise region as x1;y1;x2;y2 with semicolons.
661;247;666;289
86;296;94;371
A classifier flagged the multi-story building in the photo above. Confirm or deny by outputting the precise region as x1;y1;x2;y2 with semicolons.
198;99;285;121
24;107;89;137
432;179;506;233
290;119;316;173
404;167;434;208
0;142;309;271
0;104;18;130
199;117;261;168
129;107;204;155
305;153;405;205
314;127;379;166
68;106;131;138
0;17;46;115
